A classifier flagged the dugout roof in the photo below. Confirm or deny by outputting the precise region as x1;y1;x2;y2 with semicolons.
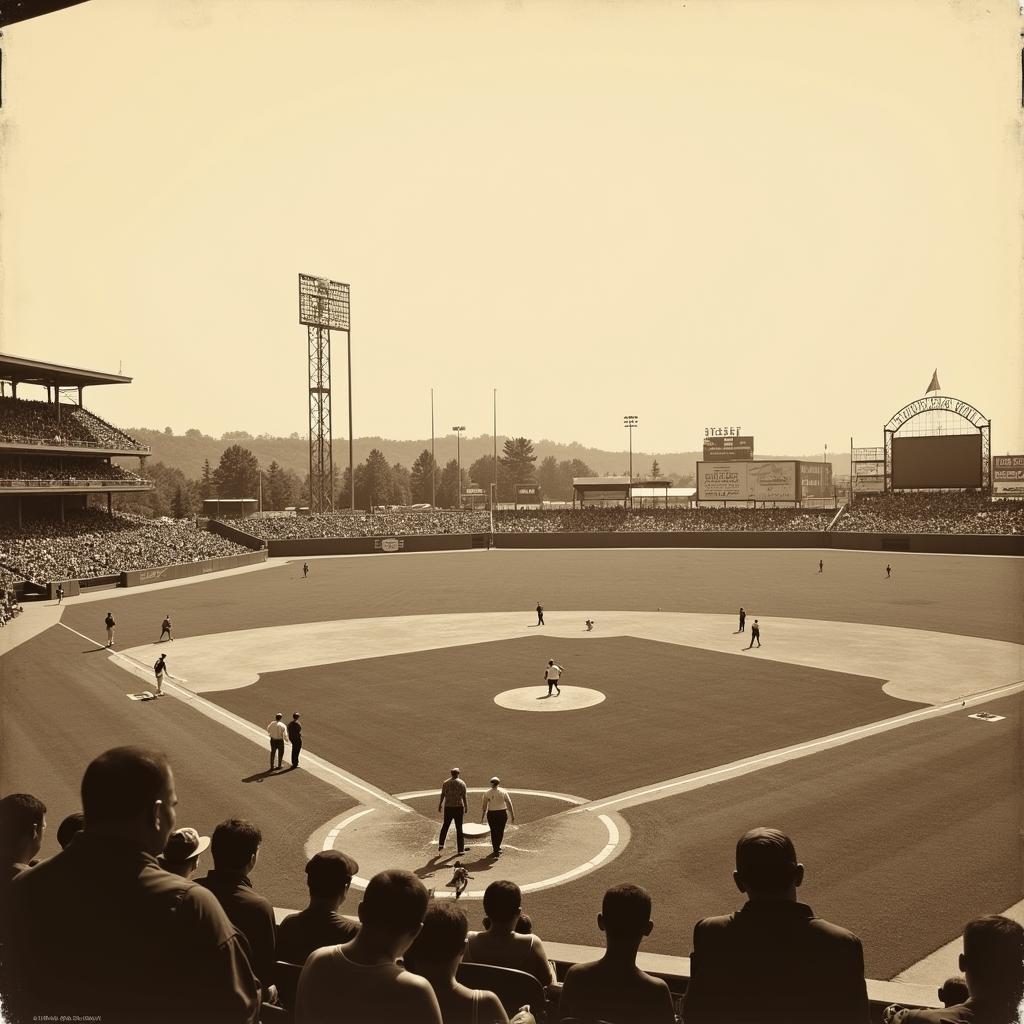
0;354;132;389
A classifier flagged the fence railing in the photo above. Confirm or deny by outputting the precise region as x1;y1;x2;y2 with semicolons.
0;434;150;452
0;478;150;488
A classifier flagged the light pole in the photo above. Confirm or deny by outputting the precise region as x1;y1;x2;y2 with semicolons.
624;415;638;508
452;425;465;509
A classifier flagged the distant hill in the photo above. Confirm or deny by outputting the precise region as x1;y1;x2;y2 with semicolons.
122;427;851;481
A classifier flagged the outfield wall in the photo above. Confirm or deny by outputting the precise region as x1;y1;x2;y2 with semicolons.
119;549;268;588
492;532;1024;556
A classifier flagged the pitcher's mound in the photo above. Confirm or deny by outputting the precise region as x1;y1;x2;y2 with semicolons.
493;686;606;712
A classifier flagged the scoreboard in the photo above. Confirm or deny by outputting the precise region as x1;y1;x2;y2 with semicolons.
703;435;754;462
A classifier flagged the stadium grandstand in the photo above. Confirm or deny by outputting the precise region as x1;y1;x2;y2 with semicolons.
0;355;257;597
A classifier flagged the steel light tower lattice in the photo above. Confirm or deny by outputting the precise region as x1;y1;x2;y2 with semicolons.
299;275;351;513
452;425;465;509
624;414;638;508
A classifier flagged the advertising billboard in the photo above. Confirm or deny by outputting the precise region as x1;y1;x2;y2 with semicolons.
697;462;798;502
993;455;1024;496
702;435;755;462
515;484;542;508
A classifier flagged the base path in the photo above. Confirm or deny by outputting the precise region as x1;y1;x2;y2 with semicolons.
116;610;1023;705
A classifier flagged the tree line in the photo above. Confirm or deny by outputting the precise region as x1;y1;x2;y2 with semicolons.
105;437;656;517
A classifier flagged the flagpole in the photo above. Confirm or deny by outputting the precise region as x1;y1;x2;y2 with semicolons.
431;388;436;507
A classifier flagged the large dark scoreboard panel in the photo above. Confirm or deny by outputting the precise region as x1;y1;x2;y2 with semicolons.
891;434;982;489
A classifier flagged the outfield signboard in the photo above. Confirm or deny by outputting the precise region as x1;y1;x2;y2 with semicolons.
702;435;754;462
993;455;1024;496
697;461;797;502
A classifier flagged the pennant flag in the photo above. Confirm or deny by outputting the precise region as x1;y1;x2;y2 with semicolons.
925;369;940;394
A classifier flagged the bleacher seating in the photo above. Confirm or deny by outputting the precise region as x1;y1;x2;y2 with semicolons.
0;397;147;451
0;509;249;583
495;508;833;533
0;456;143;485
835;492;1024;535
242;509;491;540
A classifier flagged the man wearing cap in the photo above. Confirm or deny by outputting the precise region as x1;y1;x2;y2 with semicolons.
437;768;468;856
278;851;360;965
267;713;287;771
683;827;869;1024
480;777;516;857
159;826;210;880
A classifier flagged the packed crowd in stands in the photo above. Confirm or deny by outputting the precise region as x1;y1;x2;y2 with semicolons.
494;508;834;533
0;584;23;627
0;510;249;583
0;398;146;451
835;493;1024;535
242;510;491;541
1;748;1021;1024
0;456;143;484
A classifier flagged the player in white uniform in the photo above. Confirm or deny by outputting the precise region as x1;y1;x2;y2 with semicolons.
544;660;563;697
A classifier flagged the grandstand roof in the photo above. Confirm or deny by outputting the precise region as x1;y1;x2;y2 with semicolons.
0;354;132;389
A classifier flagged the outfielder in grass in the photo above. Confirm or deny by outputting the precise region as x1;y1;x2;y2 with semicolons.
544;659;563;697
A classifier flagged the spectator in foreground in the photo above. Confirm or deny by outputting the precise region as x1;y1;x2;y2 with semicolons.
157;825;210;879
465;880;555;988
0;793;46;923
937;975;970;1008
682;827;869;1024
558;883;675;1024
197;818;278;1002
405;902;513;1024
886;916;1024;1024
278;850;361;965
3;747;259;1024
55;810;85;849
295;869;442;1024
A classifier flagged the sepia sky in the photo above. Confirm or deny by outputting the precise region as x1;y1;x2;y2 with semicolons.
1;0;1021;456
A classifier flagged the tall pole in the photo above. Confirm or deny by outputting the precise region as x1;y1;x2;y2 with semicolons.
624;415;638;509
431;388;436;507
452;425;465;509
347;328;354;510
493;388;497;508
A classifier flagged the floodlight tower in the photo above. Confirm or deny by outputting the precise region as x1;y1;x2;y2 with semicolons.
298;275;352;512
452;425;465;509
624;414;638;508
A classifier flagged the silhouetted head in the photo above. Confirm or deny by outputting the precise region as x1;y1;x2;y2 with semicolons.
211;819;262;873
959;916;1024;1004
81;747;175;855
483;879;522;927
56;811;85;850
599;884;654;945
357;869;430;959
406;902;468;974
0;793;47;864
734;827;803;899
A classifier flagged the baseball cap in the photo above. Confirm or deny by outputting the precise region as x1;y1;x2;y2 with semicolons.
490;777;500;785
306;850;359;888
161;827;211;865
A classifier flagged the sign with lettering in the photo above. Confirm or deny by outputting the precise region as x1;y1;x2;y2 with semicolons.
704;426;742;438
703;436;754;461
992;455;1024;495
697;461;797;502
885;396;987;432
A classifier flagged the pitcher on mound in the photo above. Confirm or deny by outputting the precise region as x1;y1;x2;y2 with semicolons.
544;660;563;697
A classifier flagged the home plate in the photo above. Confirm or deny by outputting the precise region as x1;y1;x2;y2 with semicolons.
493;686;606;712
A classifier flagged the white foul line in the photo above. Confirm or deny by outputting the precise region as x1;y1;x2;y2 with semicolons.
58;622;410;813
579;680;1024;814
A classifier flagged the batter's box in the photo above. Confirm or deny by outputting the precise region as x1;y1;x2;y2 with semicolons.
968;712;1006;722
